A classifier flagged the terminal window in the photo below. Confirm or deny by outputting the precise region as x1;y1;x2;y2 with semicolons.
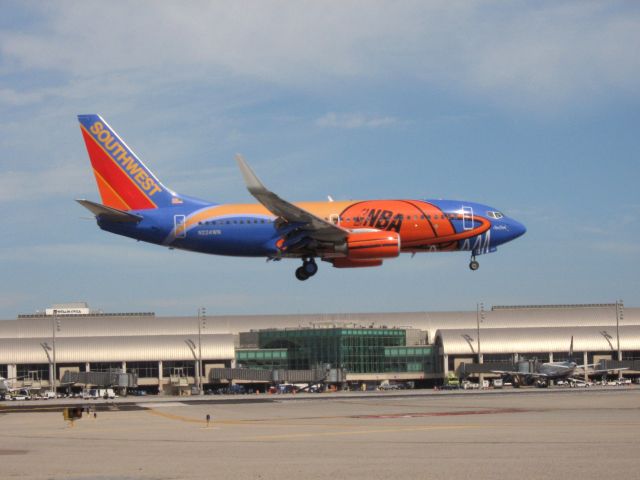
126;361;159;378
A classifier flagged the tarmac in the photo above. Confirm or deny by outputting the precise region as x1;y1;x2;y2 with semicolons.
1;387;639;480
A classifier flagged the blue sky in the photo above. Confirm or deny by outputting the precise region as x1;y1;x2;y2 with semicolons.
1;1;638;318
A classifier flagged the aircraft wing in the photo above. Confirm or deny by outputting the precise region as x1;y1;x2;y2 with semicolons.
491;370;548;379
235;155;348;244
581;367;629;374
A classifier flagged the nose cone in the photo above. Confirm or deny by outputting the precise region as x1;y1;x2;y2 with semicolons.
489;216;526;247
510;219;526;240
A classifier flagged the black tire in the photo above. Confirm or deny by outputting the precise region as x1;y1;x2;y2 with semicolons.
303;261;318;276
469;260;479;271
295;267;309;281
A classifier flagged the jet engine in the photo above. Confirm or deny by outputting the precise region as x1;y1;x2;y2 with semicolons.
330;231;401;266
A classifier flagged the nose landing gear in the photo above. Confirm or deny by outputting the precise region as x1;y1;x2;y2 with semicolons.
295;258;318;281
469;255;479;271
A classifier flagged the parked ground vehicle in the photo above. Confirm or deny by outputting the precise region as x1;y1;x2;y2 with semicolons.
216;384;247;395
442;373;461;390
378;383;400;390
462;381;479;390
10;389;31;401
83;388;116;399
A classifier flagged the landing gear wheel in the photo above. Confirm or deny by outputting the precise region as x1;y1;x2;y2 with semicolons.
303;259;318;276
469;260;479;271
295;267;309;281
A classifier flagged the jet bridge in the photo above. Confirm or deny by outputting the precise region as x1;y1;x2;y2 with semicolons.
61;370;137;388
209;367;329;384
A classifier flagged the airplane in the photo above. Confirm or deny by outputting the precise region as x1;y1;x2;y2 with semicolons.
0;377;30;399
493;361;584;388
492;338;627;387
76;114;526;280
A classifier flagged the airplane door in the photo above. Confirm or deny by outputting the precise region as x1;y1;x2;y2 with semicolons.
329;214;340;226
462;206;474;231
174;214;187;238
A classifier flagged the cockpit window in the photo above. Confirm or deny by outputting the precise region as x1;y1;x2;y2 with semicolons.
487;211;504;219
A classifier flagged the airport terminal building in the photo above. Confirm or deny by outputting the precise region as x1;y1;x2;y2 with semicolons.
1;303;638;393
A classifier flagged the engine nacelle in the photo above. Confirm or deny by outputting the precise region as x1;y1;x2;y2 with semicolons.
331;258;384;268
344;230;401;260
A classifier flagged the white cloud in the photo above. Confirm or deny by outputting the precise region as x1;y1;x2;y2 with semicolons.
0;2;638;111
0;88;44;106
0;242;168;265
316;112;398;129
0;165;91;203
589;241;640;256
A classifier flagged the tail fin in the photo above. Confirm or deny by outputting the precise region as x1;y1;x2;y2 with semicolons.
569;336;574;359
78;114;176;210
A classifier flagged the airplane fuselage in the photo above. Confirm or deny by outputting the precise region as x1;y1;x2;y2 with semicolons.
99;198;526;260
537;362;577;380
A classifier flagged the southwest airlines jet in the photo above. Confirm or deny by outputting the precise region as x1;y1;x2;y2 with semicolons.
77;114;526;280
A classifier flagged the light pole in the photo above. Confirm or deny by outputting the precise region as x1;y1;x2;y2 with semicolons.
476;302;485;384
43;315;61;394
40;342;52;391
53;314;58;393
616;300;624;379
185;339;200;393
198;307;206;395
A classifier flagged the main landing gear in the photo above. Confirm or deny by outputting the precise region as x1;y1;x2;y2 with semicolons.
295;258;318;281
469;255;480;271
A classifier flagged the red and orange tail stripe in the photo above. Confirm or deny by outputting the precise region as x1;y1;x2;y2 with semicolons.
80;127;156;210
78;114;172;211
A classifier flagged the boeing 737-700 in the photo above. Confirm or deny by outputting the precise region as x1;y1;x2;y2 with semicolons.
77;114;526;280
492;338;628;387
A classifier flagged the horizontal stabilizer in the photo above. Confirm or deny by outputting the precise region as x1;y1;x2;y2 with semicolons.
76;199;143;223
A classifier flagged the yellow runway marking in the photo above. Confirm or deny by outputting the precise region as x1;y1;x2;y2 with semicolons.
146;408;368;427
146;408;206;424
245;424;475;441
145;409;459;429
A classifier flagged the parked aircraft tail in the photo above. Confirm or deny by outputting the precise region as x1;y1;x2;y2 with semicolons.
569;336;574;359
78;114;177;210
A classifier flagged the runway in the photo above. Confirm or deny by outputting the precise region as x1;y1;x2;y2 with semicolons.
1;388;639;479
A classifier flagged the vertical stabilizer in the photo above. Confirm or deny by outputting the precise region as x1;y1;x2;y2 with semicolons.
569;336;574;359
78;114;176;210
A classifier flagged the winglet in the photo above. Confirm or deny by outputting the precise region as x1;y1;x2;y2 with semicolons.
235;154;267;195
